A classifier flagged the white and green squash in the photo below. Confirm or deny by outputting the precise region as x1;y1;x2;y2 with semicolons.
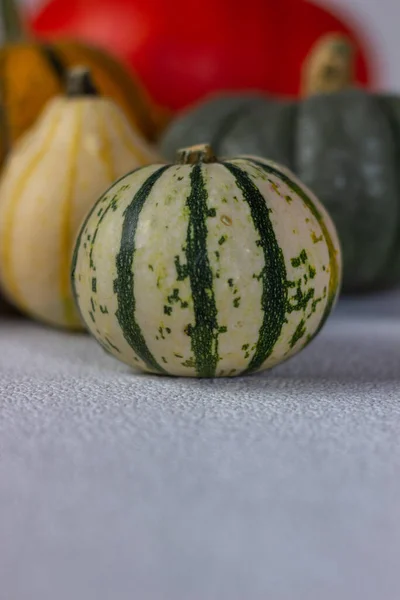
72;144;342;377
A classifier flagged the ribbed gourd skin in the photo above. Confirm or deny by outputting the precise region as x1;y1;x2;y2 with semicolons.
71;155;342;378
0;95;159;329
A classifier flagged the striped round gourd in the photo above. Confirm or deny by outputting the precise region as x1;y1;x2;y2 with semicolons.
0;67;159;329
72;144;342;378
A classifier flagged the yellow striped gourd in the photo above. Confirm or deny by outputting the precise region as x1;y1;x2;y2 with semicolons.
0;67;159;329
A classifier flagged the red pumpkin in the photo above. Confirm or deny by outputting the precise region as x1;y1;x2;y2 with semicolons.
30;0;373;111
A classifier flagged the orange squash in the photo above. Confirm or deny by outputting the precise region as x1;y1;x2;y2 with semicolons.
0;0;168;159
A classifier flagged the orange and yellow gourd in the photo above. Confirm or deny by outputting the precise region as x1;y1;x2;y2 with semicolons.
0;0;168;165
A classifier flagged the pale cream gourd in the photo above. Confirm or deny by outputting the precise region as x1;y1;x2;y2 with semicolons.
0;66;160;329
72;144;342;378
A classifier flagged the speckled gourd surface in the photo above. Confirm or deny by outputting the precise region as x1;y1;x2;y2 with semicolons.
72;145;341;378
0;68;159;329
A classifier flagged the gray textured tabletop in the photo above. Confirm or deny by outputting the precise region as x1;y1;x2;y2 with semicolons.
1;291;400;600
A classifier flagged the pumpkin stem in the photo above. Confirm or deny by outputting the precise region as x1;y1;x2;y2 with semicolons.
176;144;217;165
301;33;355;97
1;0;26;42
66;67;99;97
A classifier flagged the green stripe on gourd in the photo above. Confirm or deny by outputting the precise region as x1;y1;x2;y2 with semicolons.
185;164;220;377
71;165;149;312
114;165;170;374
244;158;340;336
224;162;288;373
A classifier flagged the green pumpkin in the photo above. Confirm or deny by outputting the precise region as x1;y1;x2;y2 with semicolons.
160;88;400;294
